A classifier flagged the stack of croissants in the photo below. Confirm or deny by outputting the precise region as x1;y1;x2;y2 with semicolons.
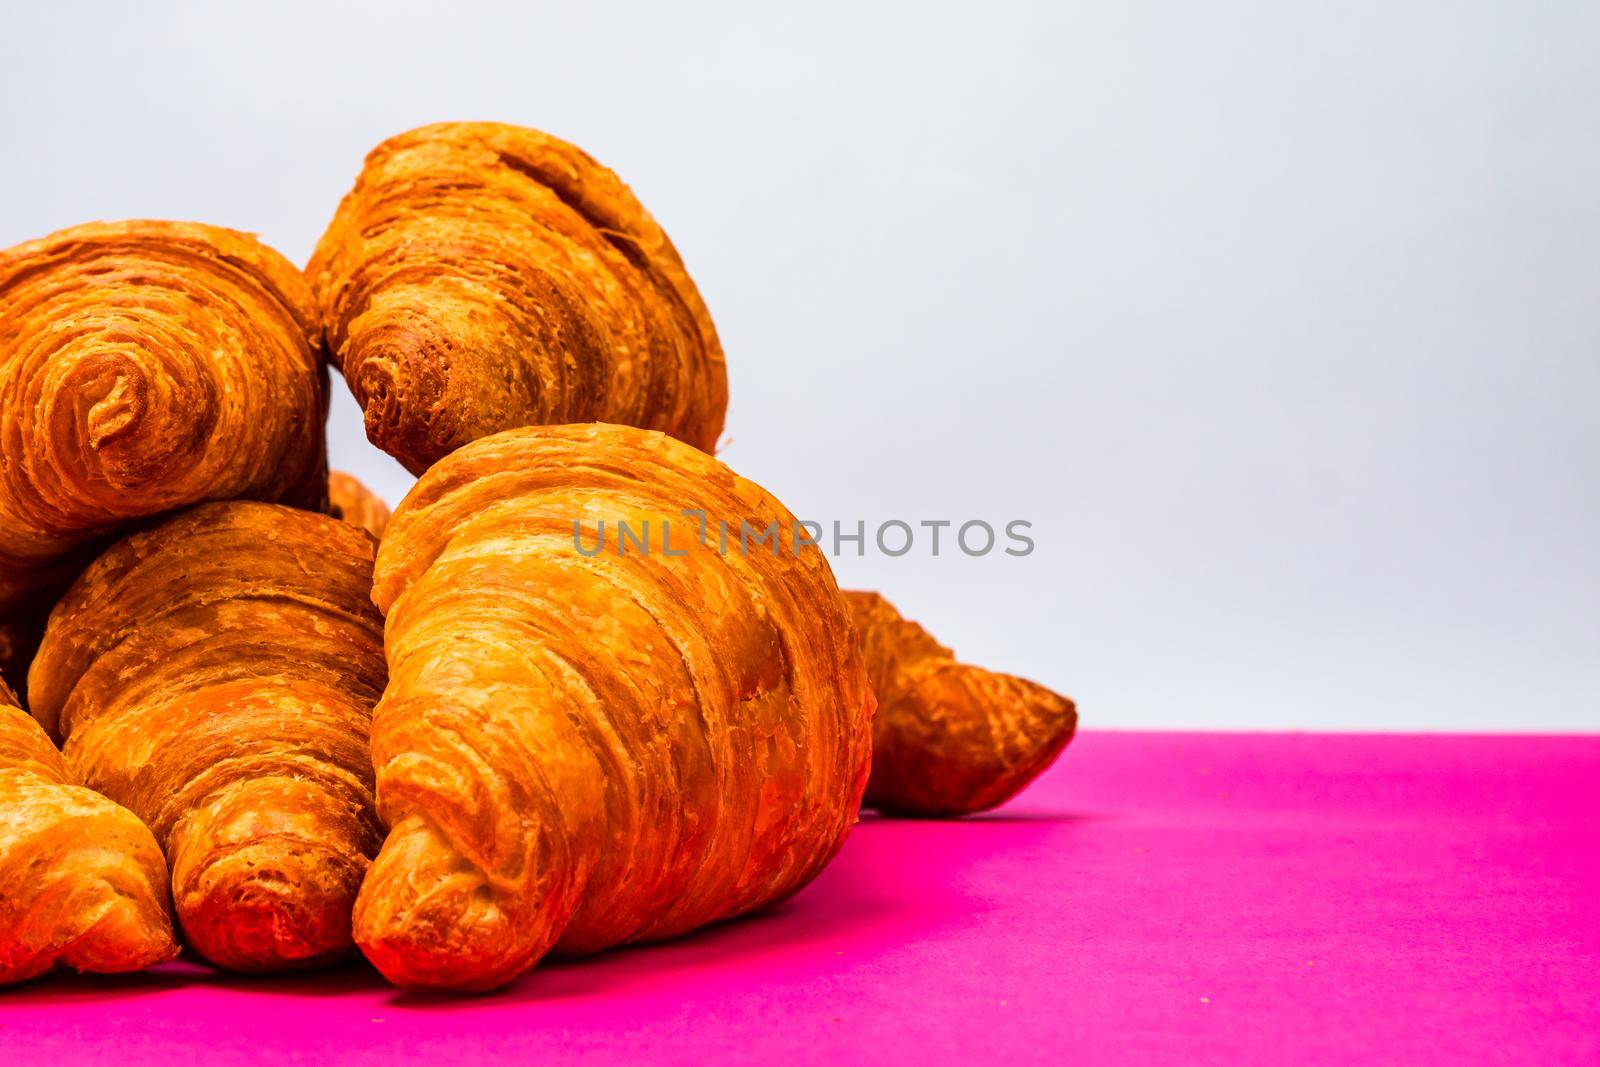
0;123;1076;992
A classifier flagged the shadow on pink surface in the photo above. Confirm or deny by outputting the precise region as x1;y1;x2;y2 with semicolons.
7;808;1095;1011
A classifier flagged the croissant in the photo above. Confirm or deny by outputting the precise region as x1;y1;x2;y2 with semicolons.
328;470;391;539
844;591;1077;816
308;122;727;475
0;220;329;619
356;423;872;991
28;502;386;972
0;677;178;985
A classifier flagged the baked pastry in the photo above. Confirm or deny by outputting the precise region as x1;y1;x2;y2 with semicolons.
0;220;329;619
355;423;872;990
28;502;386;972
328;470;391;539
845;591;1076;816
0;676;178;985
308;122;727;474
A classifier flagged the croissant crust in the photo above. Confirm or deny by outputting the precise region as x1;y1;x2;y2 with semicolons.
28;502;386;972
355;423;872;991
308;122;728;474
0;683;177;985
0;220;329;617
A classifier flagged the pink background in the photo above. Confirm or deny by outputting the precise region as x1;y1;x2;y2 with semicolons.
3;731;1596;1064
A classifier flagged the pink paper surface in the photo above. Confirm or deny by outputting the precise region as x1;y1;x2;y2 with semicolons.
2;731;1596;1064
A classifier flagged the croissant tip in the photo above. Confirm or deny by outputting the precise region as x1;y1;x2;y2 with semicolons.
353;930;521;994
351;816;537;993
354;882;531;992
177;846;364;972
48;347;203;490
67;904;180;975
345;335;461;475
863;665;1079;818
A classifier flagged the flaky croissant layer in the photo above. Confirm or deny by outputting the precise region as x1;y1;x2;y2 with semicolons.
0;220;329;617
0;681;177;985
29;502;386;973
309;122;728;475
356;423;872;991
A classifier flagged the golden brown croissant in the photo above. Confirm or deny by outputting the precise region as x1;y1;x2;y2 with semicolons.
28;502;386;973
328;470;391;539
356;423;872;991
0;220;329;619
308;122;727;475
845;591;1076;816
0;677;178;985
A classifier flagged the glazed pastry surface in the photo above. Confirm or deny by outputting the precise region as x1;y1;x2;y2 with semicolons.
0;220;329;617
845;591;1076;816
328;470;391;539
28;502;386;972
308;122;727;474
356;423;871;990
0;678;178;985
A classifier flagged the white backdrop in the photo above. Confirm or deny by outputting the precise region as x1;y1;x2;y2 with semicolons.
4;1;1595;730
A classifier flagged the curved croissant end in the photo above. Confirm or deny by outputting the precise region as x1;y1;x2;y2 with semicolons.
328;470;391;539
0;220;330;617
0;690;178;986
844;591;1077;817
308;123;727;475
27;502;386;972
354;424;872;991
